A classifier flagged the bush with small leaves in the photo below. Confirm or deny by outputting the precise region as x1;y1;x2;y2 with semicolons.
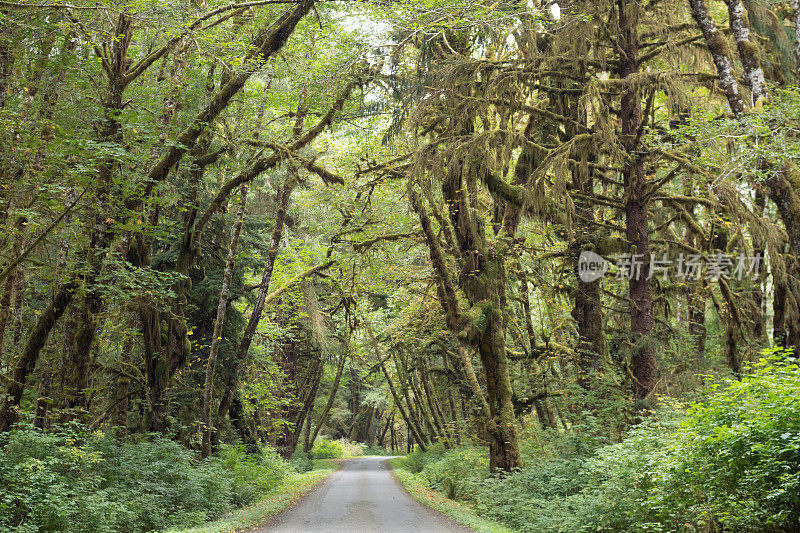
0;423;292;532
420;446;488;501
290;451;315;473
310;437;347;459
653;349;800;531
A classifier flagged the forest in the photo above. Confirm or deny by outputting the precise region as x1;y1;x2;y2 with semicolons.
0;0;799;531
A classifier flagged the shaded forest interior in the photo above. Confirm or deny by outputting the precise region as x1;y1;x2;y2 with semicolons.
1;0;800;531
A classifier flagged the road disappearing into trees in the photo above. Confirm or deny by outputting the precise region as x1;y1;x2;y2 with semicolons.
260;457;472;533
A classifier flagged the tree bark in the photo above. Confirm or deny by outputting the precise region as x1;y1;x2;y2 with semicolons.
202;186;248;457
33;354;52;430
724;0;766;104
0;282;76;431
619;0;658;400
217;178;294;421
794;0;800;79
688;288;707;360
774;279;787;345
0;219;23;365
569;150;607;386
365;321;428;451
308;347;347;450
751;188;767;340
0;11;13;110
689;0;746;115
442;352;462;445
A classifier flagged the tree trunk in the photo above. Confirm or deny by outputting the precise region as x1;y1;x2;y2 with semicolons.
0;13;13;110
420;359;450;443
0;265;17;368
688;288;707;360
689;0;746;115
202;186;248;457
64;300;97;415
378;411;394;448
230;392;259;454
0;218;24;366
401;357;439;442
724;0;766;104
570;161;607;387
751;188;767;340
395;355;431;445
61;13;130;423
308;347;347;450
572;257;606;387
794;0;800;78
289;353;323;456
619;0;657;400
765;168;800;352
774;279;788;345
113;337;134;429
0;281;76;431
365;322;427;451
218;179;294;421
409;179;519;469
442;353;462;445
532;400;552;430
33;354;52;430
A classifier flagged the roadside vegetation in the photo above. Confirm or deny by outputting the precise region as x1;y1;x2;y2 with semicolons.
392;350;800;532
172;466;336;533
0;428;360;532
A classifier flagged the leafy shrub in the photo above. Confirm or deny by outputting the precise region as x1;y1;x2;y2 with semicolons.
0;423;291;532
362;444;387;456
337;438;365;457
421;446;488;500
396;445;488;499
214;443;290;505
402;442;447;473
0;422;119;533
290;451;314;473
654;350;800;531
402;450;426;473
472;413;679;532
408;349;800;533
91;432;233;530
310;437;346;459
309;437;363;459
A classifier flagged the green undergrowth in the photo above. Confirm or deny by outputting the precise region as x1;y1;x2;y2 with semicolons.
290;437;387;472
388;458;517;533
0;424;338;533
391;349;800;532
171;465;337;533
307;436;386;459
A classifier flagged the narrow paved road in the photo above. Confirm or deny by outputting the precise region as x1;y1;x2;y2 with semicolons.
257;457;473;533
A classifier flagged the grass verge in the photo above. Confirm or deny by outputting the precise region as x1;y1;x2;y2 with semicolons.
171;463;338;533
387;458;517;533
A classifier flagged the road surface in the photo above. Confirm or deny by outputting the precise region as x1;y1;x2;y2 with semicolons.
257;456;473;533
